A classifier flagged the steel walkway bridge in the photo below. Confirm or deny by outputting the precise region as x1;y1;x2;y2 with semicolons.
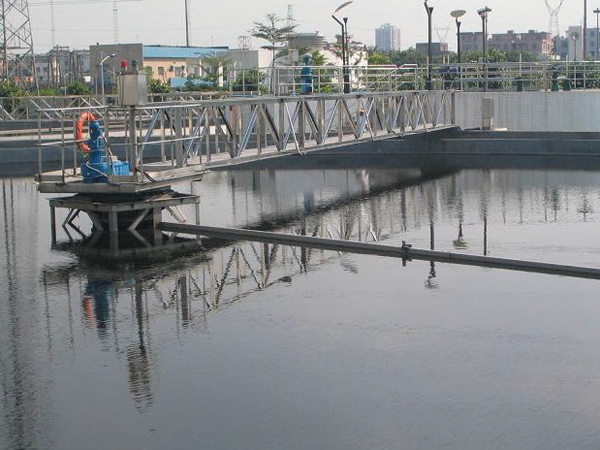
35;90;455;194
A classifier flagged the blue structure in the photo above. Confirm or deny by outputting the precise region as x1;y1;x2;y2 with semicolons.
80;120;129;183
300;55;313;94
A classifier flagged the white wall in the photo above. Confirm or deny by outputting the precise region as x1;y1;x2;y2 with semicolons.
454;91;600;132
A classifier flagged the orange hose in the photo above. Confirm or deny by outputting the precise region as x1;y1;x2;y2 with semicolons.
75;112;96;153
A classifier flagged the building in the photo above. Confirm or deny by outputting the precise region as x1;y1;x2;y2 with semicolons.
375;24;401;52
288;32;327;53
565;26;583;61
34;47;90;88
90;44;229;90
488;30;553;58
458;32;485;53
415;42;448;56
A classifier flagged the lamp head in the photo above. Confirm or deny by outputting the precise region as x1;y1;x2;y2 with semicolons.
477;6;492;18
334;1;353;14
451;9;466;19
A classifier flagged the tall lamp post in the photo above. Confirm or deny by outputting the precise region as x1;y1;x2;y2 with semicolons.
584;0;588;59
99;53;116;106
477;6;491;92
451;10;466;63
424;0;434;90
594;7;600;59
332;1;353;93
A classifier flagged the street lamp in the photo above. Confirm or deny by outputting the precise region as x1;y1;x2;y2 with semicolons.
584;0;588;59
477;6;491;92
99;52;116;106
424;0;434;90
594;7;600;59
451;10;466;63
63;71;73;96
332;1;353;93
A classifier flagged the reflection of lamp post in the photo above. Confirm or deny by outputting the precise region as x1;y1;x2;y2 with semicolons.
477;6;491;92
99;53;116;106
451;10;466;63
594;8;600;59
424;0;434;90
332;1;353;93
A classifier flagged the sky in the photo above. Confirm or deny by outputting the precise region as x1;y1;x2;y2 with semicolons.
27;0;587;52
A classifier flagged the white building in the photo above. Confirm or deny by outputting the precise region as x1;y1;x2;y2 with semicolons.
375;24;401;52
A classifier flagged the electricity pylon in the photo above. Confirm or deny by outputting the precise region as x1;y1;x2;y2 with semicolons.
0;0;38;90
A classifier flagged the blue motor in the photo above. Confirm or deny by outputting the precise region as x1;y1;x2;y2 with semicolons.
79;114;129;183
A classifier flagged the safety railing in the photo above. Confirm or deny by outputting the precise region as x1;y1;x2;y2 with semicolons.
35;90;456;193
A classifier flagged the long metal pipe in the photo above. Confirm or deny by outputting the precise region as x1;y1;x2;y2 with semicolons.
158;223;600;280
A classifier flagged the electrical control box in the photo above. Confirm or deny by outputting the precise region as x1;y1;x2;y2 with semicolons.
117;74;147;106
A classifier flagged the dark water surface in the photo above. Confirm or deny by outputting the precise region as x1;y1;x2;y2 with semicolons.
2;162;600;450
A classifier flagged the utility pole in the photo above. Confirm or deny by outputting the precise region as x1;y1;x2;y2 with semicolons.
0;0;39;91
113;0;119;44
584;0;588;59
184;0;190;46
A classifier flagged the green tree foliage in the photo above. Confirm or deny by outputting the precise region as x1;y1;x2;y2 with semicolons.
66;81;91;95
231;69;266;93
250;13;296;63
249;13;297;92
38;87;58;96
389;48;427;66
148;78;169;94
201;51;231;84
0;81;25;98
331;34;366;65
310;51;327;66
368;52;392;65
0;81;26;113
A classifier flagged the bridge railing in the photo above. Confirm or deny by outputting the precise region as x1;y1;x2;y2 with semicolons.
35;90;456;193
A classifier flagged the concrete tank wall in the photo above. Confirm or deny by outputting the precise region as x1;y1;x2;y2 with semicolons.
454;91;600;132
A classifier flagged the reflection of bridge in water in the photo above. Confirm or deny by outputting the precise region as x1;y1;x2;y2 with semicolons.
16;165;598;412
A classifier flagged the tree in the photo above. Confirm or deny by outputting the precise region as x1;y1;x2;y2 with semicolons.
231;69;267;93
249;13;297;92
368;52;392;65
148;78;169;94
201;51;231;86
0;81;26;113
310;51;327;66
66;82;90;95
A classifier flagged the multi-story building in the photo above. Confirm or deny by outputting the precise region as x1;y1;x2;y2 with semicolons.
34;47;90;88
458;32;485;53
488;30;553;58
415;42;448;56
375;24;401;52
90;44;229;90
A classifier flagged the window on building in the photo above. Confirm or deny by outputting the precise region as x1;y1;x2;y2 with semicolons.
158;67;165;77
174;66;182;77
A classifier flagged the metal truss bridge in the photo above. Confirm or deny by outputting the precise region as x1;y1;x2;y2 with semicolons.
35;91;455;194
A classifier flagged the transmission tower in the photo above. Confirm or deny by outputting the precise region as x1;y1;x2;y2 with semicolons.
435;26;450;43
113;0;119;43
0;0;38;90
286;4;296;27
237;35;252;50
545;0;566;37
50;0;55;47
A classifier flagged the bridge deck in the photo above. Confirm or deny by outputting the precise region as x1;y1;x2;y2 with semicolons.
35;91;455;194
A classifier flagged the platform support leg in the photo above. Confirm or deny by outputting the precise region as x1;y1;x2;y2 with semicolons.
153;207;163;246
109;211;119;252
50;206;57;246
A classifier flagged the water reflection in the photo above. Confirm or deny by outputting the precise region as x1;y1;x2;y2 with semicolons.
2;166;600;449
